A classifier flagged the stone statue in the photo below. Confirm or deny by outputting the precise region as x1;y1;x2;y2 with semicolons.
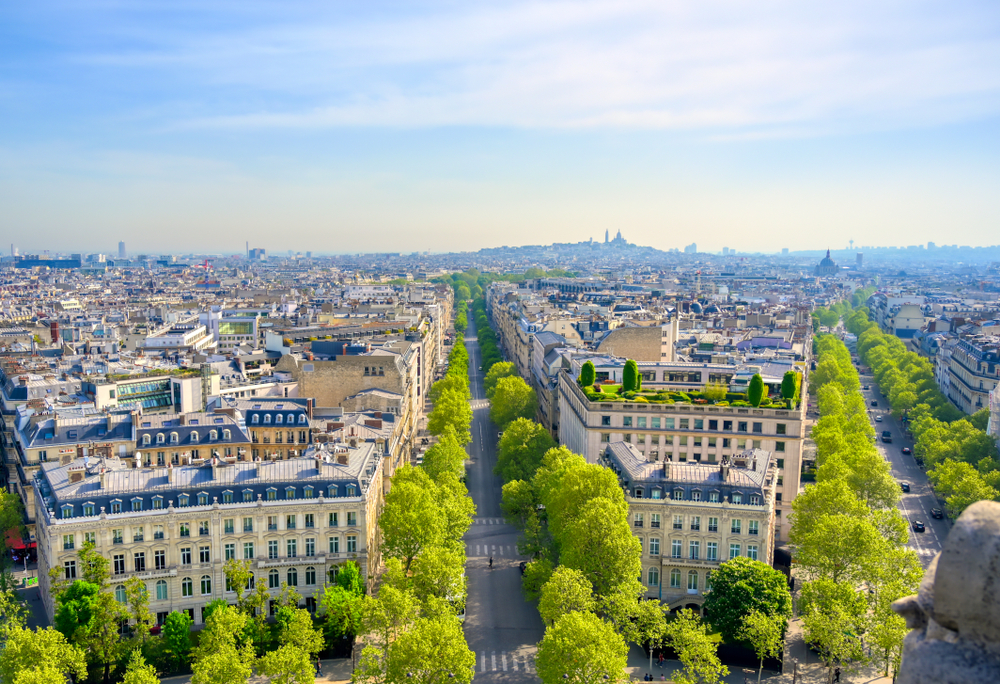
892;500;1000;683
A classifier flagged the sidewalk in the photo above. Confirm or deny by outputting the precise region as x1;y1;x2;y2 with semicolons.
626;644;780;684
160;657;353;684
782;616;893;684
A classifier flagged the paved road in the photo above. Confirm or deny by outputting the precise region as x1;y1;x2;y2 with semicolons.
857;368;950;567
462;331;545;682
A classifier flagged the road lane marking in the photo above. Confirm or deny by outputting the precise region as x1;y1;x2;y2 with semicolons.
492;652;497;671
502;654;507;672
481;653;486;673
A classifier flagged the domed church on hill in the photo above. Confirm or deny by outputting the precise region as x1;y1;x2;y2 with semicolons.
815;249;840;276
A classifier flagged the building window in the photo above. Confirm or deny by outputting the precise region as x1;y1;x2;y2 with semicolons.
269;570;280;589
267;489;277;501
306;567;316;585
134;552;146;572
672;489;684;501
775;441;785;452
688;571;699;592
287;539;297;558
225;543;236;561
671;539;682;559
152;497;163;510
156;580;168;601
85;532;96;545
182;578;193;597
64;561;77;579
63;534;75;551
224;519;234;534
198;493;208;506
776;423;786;435
601;433;611;443
329;536;340;554
752;422;762;434
244;542;255;559
305;538;315;557
634;514;644;528
649;538;660;556
200;546;211;563
244;489;254;502
304;486;314;499
178;495;189;507
155;550;166;570
181;547;191;565
199;521;209;536
729;544;741;560
244;517;254;533
673;515;683;530
648;567;659;587
305;514;315;529
670;569;681;589
84;503;95;516
268;541;279;559
601;416;611;426
114;555;126;575
650;514;660;529
115;585;127;603
346;535;357;553
707;542;718;561
328;485;339;499
201;575;212;595
110;500;122;514
748;520;759;536
731;519;742;534
690;516;701;531
179;523;190;538
268;516;278;531
732;493;743;504
747;545;759;561
738;422;747;433
346;485;356;497
708;491;719;503
689;541;700;560
285;487;296;500
287;567;298;587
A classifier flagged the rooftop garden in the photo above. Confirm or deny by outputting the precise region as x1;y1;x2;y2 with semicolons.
577;359;801;409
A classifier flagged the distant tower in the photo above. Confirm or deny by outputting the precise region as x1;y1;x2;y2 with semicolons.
849;240;854;251
605;229;609;244
118;241;126;260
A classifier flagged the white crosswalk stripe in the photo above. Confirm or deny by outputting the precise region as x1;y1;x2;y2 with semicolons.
477;652;535;674
469;544;519;557
473;517;504;525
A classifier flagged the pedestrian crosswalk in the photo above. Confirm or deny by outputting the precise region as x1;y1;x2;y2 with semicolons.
473;517;505;525
470;399;490;410
476;651;536;674
469;543;519;557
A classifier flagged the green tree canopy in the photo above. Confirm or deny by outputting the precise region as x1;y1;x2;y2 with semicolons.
495;417;557;483
490;376;538;429
622;359;639;392
701;557;792;645
422;426;468;482
484;362;516;399
535;611;628;684
748;373;765;407
538;567;595;626
664;609;729;684
578;360;596;387
0;625;87;684
379;466;444;571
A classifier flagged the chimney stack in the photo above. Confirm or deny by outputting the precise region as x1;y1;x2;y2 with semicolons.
306;398;314;420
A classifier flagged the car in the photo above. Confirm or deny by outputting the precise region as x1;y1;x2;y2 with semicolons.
930;508;944;519
902;447;912;455
912;520;925;533
871;400;878;407
899;481;910;492
863;385;870;390
478;366;482;371
875;415;883;422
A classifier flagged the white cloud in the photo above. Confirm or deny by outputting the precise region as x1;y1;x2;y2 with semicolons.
67;0;1000;135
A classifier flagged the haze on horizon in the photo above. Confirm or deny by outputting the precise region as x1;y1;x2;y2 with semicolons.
2;1;999;255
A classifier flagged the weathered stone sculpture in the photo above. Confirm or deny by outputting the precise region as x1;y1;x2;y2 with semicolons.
892;500;1000;683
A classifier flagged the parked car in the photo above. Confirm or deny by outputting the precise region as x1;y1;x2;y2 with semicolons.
902;447;912;455
930;508;944;519
912;520;925;533
899;481;910;492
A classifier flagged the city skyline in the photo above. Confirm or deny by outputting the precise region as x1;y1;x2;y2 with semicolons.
2;1;999;253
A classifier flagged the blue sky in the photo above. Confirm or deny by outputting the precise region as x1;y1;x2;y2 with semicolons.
2;1;999;255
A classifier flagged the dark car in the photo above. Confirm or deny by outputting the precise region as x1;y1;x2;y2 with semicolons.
871;400;878;407
902;447;912;455
930;508;944;519
912;520;925;533
899;481;910;492
863;385;870;390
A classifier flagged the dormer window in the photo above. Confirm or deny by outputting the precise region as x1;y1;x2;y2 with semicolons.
263;414;272;424
672;488;684;501
61;504;73;519
634;488;643;499
327;485;338;498
732;492;743;504
170;432;179;444
142;435;151;446
346;484;357;497
157;433;165;444
303;486;314;499
243;489;254;502
285;487;296;500
178;494;190;507
298;415;307;425
83;502;95;516
131;498;143;512
223;429;231;441
275;414;283;424
110;499;123;514
691;490;702;502
651;488;662;500
252;415;259;424
209;430;218;441
749;494;760;505
266;488;277;501
198;492;209;506
222;490;233;504
190;431;199;443
152;496;163;510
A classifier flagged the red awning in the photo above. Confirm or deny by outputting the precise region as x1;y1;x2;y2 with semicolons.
5;529;25;550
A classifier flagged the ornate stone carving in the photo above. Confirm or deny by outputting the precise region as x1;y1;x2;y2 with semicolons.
892;500;1000;683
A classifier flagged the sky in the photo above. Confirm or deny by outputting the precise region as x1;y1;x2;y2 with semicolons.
2;0;1000;255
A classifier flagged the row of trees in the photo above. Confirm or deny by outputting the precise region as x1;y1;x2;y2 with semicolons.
352;301;478;684
472;296;503;372
794;334;922;682
845;308;1000;515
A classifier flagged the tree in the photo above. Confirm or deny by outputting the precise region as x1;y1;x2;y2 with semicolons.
740;611;783;684
781;371;798;403
162;611;193;670
320;585;363;644
335;560;366;597
799;579;868;684
422;426;467;482
535;611;628;684
258;645;314;684
410;545;466;611
427;390;472;441
124;576;154;647
538;567;595;626
663;609;729;684
490;376;538;429
701;557;791;645
578;360;596;387
191;604;256;684
121;649;161;684
495;417;557;483
385;616;475;684
484;362;516;399
380;466;443;571
622;359;639;393
748;373;765;407
0;625;87;684
521;558;554;601
558;499;641;598
276;607;325;656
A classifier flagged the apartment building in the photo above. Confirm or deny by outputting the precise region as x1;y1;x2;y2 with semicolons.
601;442;776;611
559;371;804;540
34;443;384;625
947;337;1000;413
134;412;251;466
230;398;314;461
